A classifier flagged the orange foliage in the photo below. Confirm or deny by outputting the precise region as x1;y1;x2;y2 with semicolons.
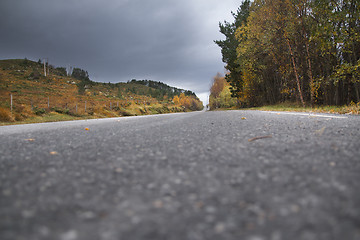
0;107;14;122
173;93;203;111
210;73;226;98
173;95;180;105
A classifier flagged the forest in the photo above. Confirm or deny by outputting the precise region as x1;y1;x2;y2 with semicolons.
214;0;360;107
128;79;197;100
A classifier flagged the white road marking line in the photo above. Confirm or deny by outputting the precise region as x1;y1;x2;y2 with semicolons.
262;111;348;119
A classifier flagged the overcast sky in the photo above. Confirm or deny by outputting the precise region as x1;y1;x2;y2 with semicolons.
0;0;241;104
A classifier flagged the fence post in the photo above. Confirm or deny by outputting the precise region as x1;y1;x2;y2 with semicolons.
10;94;13;112
110;102;112;110
48;97;50;109
44;61;46;77
85;101;87;112
76;103;78;113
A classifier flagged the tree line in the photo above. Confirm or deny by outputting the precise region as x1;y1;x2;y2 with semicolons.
129;79;197;99
215;0;360;107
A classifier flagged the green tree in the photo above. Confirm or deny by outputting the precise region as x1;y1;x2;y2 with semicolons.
214;0;250;98
55;67;67;77
221;0;360;107
309;0;360;104
72;68;91;82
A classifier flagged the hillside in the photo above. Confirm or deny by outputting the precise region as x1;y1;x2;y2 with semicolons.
0;59;203;123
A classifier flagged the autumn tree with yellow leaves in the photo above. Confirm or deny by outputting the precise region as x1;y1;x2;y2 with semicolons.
209;73;237;110
216;0;360;107
173;93;203;111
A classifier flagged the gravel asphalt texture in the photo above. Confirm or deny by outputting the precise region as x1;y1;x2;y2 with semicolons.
0;110;359;240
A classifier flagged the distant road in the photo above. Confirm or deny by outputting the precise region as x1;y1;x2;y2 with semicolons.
1;110;359;240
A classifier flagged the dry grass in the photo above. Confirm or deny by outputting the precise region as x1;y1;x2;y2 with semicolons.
248;102;360;115
0;107;14;122
0;59;188;125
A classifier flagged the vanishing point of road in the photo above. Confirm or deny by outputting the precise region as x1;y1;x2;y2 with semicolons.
0;110;359;240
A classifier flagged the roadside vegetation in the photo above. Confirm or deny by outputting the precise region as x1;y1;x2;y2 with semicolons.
212;0;359;112
249;102;360;114
0;59;203;125
209;74;360;115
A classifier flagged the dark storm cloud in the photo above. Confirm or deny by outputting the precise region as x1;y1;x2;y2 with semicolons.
0;0;240;103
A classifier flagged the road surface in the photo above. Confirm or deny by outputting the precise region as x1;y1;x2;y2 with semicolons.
0;110;359;240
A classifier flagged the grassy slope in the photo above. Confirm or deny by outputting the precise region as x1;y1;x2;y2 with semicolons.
212;102;360;115
248;103;360;114
0;59;190;125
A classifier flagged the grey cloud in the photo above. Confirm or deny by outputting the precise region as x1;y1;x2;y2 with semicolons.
0;0;240;102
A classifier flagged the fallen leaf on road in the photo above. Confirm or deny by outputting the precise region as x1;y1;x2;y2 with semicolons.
115;168;123;173
248;135;272;142
85;128;89;131
291;204;300;213
246;223;255;230
50;151;58;155
195;201;204;209
153;200;163;209
315;127;326;136
215;223;226;233
25;139;35;142
241;117;247;120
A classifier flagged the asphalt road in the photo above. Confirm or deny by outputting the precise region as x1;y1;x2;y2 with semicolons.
0;110;359;240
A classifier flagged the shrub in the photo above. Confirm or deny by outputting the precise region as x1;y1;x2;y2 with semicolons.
13;104;32;120
0;107;14;122
52;107;70;115
14;113;25;121
66;109;82;117
33;107;46;115
20;58;31;68
119;109;134;116
63;108;70;115
28;70;41;80
112;106;120;111
55;67;67;76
